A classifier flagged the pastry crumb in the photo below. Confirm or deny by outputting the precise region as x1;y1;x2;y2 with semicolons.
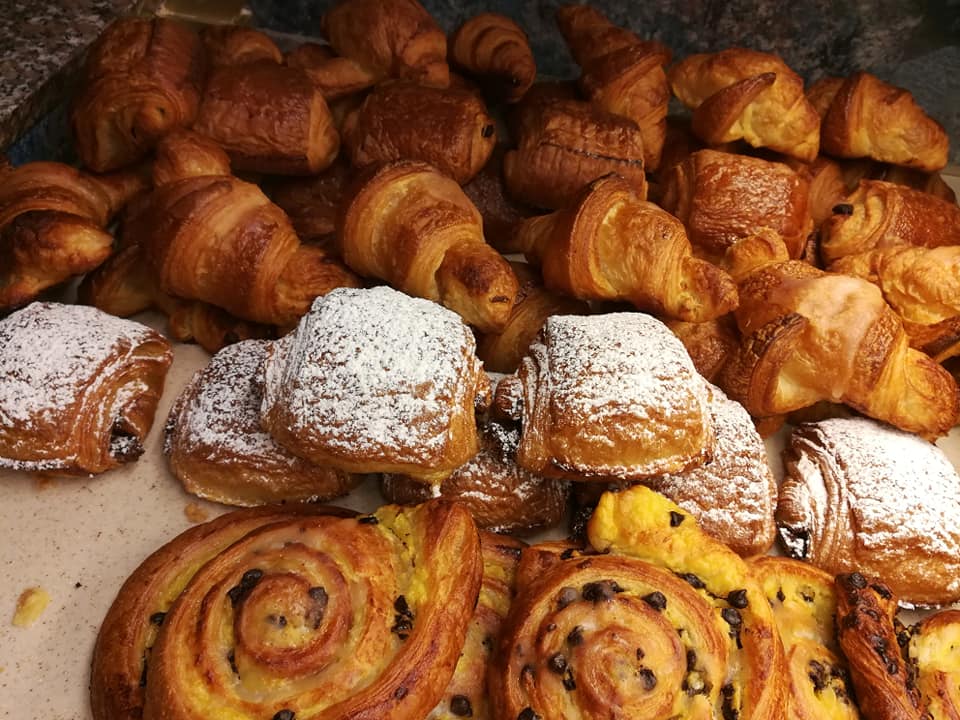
184;503;209;523
12;587;50;627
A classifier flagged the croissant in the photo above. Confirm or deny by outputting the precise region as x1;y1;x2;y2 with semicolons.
284;41;378;100
449;13;536;103
515;174;738;322
556;4;672;171
719;260;960;437
151;129;232;185
199;25;282;66
584;485;788;720
193;60;339;175
92;501;482;720
750;557;859;720
669;48;820;162
341;80;496;185
814;71;949;172
71;17;205;172
835;574;924;720
320;0;449;88
0;302;172;475
504;98;648;209
78;244;275;353
0;160;148;310
130;174;362;325
338;160;518;332
265;158;351;241
666;315;740;382
660;149;814;261
820;179;960;264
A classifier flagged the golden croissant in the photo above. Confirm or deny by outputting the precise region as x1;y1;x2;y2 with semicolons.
337;160;518;332
71;17;205;172
718;259;960;437
669;47;820;162
450;12;536;103
515;174;738;322
557;4;672;171
813;71;949;172
284;42;378;100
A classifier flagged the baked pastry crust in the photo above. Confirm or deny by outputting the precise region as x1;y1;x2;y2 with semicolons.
71;17;205;172
284;42;378;100
199;25;282;67
666;316;739;383
0;302;172;475
515;174;739;322
669;47;820;162
909;608;960;718
778;417;960;606
450;13;536;103
507;312;715;481
165;340;360;506
660;148;814;261
260;286;490;482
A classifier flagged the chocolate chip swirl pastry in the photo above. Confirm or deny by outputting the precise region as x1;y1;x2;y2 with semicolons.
164;340;360;506
260;286;490;482
778;417;960;607
92;500;482;720
0;302;172;475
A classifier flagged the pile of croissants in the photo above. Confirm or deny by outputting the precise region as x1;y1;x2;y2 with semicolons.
2;0;960;717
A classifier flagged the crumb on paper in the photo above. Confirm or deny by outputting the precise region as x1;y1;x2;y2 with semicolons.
12;587;50;628
184;503;209;523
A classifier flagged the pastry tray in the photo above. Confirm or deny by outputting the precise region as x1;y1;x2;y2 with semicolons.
2;172;959;720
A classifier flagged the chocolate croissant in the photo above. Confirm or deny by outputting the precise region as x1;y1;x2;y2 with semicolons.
719;260;960;437
194;61;339;175
449;13;536;103
820;180;960;264
669;47;821;162
660;149;814;261
71;17;205;172
341;80;496;184
320;0;449;88
515;174;739;322
0;302;172;475
504;98;648;209
338;160;518;332
557;4;672;171
130;173;361;326
814;71;949;172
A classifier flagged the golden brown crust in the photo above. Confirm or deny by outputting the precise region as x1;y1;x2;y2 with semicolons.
820;72;949;172
461;144;534;251
320;0;449;88
557;4;672;171
835;574;924;720
199;25;282;67
265;159;351;241
0;302;173;476
450;12;536;103
515;174;739;322
342;80;496;185
660;149;814;261
71;18;205;172
669;48;821;162
504;98;648;210
338;160;518;332
909;609;960;719
820;180;960;264
285;42;379;100
152;130;232;185
719;260;960;437
194;61;339;175
666;315;740;382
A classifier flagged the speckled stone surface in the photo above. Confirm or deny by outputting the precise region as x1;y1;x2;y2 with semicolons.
0;0;136;154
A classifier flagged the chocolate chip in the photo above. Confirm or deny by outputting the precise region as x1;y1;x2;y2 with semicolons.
687;649;698;671
517;708;541;720
273;710;295;720
636;647;645;660
638;667;657;690
557;587;579;609
808;660;827;692
307;586;328;629
358;515;379;524
394;595;412;617
267;614;287;628
721;608;742;627
871;583;892;599
832;203;854;215
547;653;567;674
394;686;408;699
800;590;815;602
560;548;576;560
227;568;264;607
776;587;785;602
450;695;473;717
721;684;739;720
582;581;615;602
727;590;749;609
847;572;868;589
669;511;685;527
482;125;495;138
642;591;667;611
562;668;576;690
149;611;166;626
567;625;584;645
677;573;706;590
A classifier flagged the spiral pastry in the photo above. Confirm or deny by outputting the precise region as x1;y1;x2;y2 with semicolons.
750;556;860;720
586;485;787;720
93;500;482;720
909;609;960;718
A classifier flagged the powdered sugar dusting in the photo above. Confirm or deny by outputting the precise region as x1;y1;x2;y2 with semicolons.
0;302;165;470
261;286;483;463
650;384;776;555
784;416;960;565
